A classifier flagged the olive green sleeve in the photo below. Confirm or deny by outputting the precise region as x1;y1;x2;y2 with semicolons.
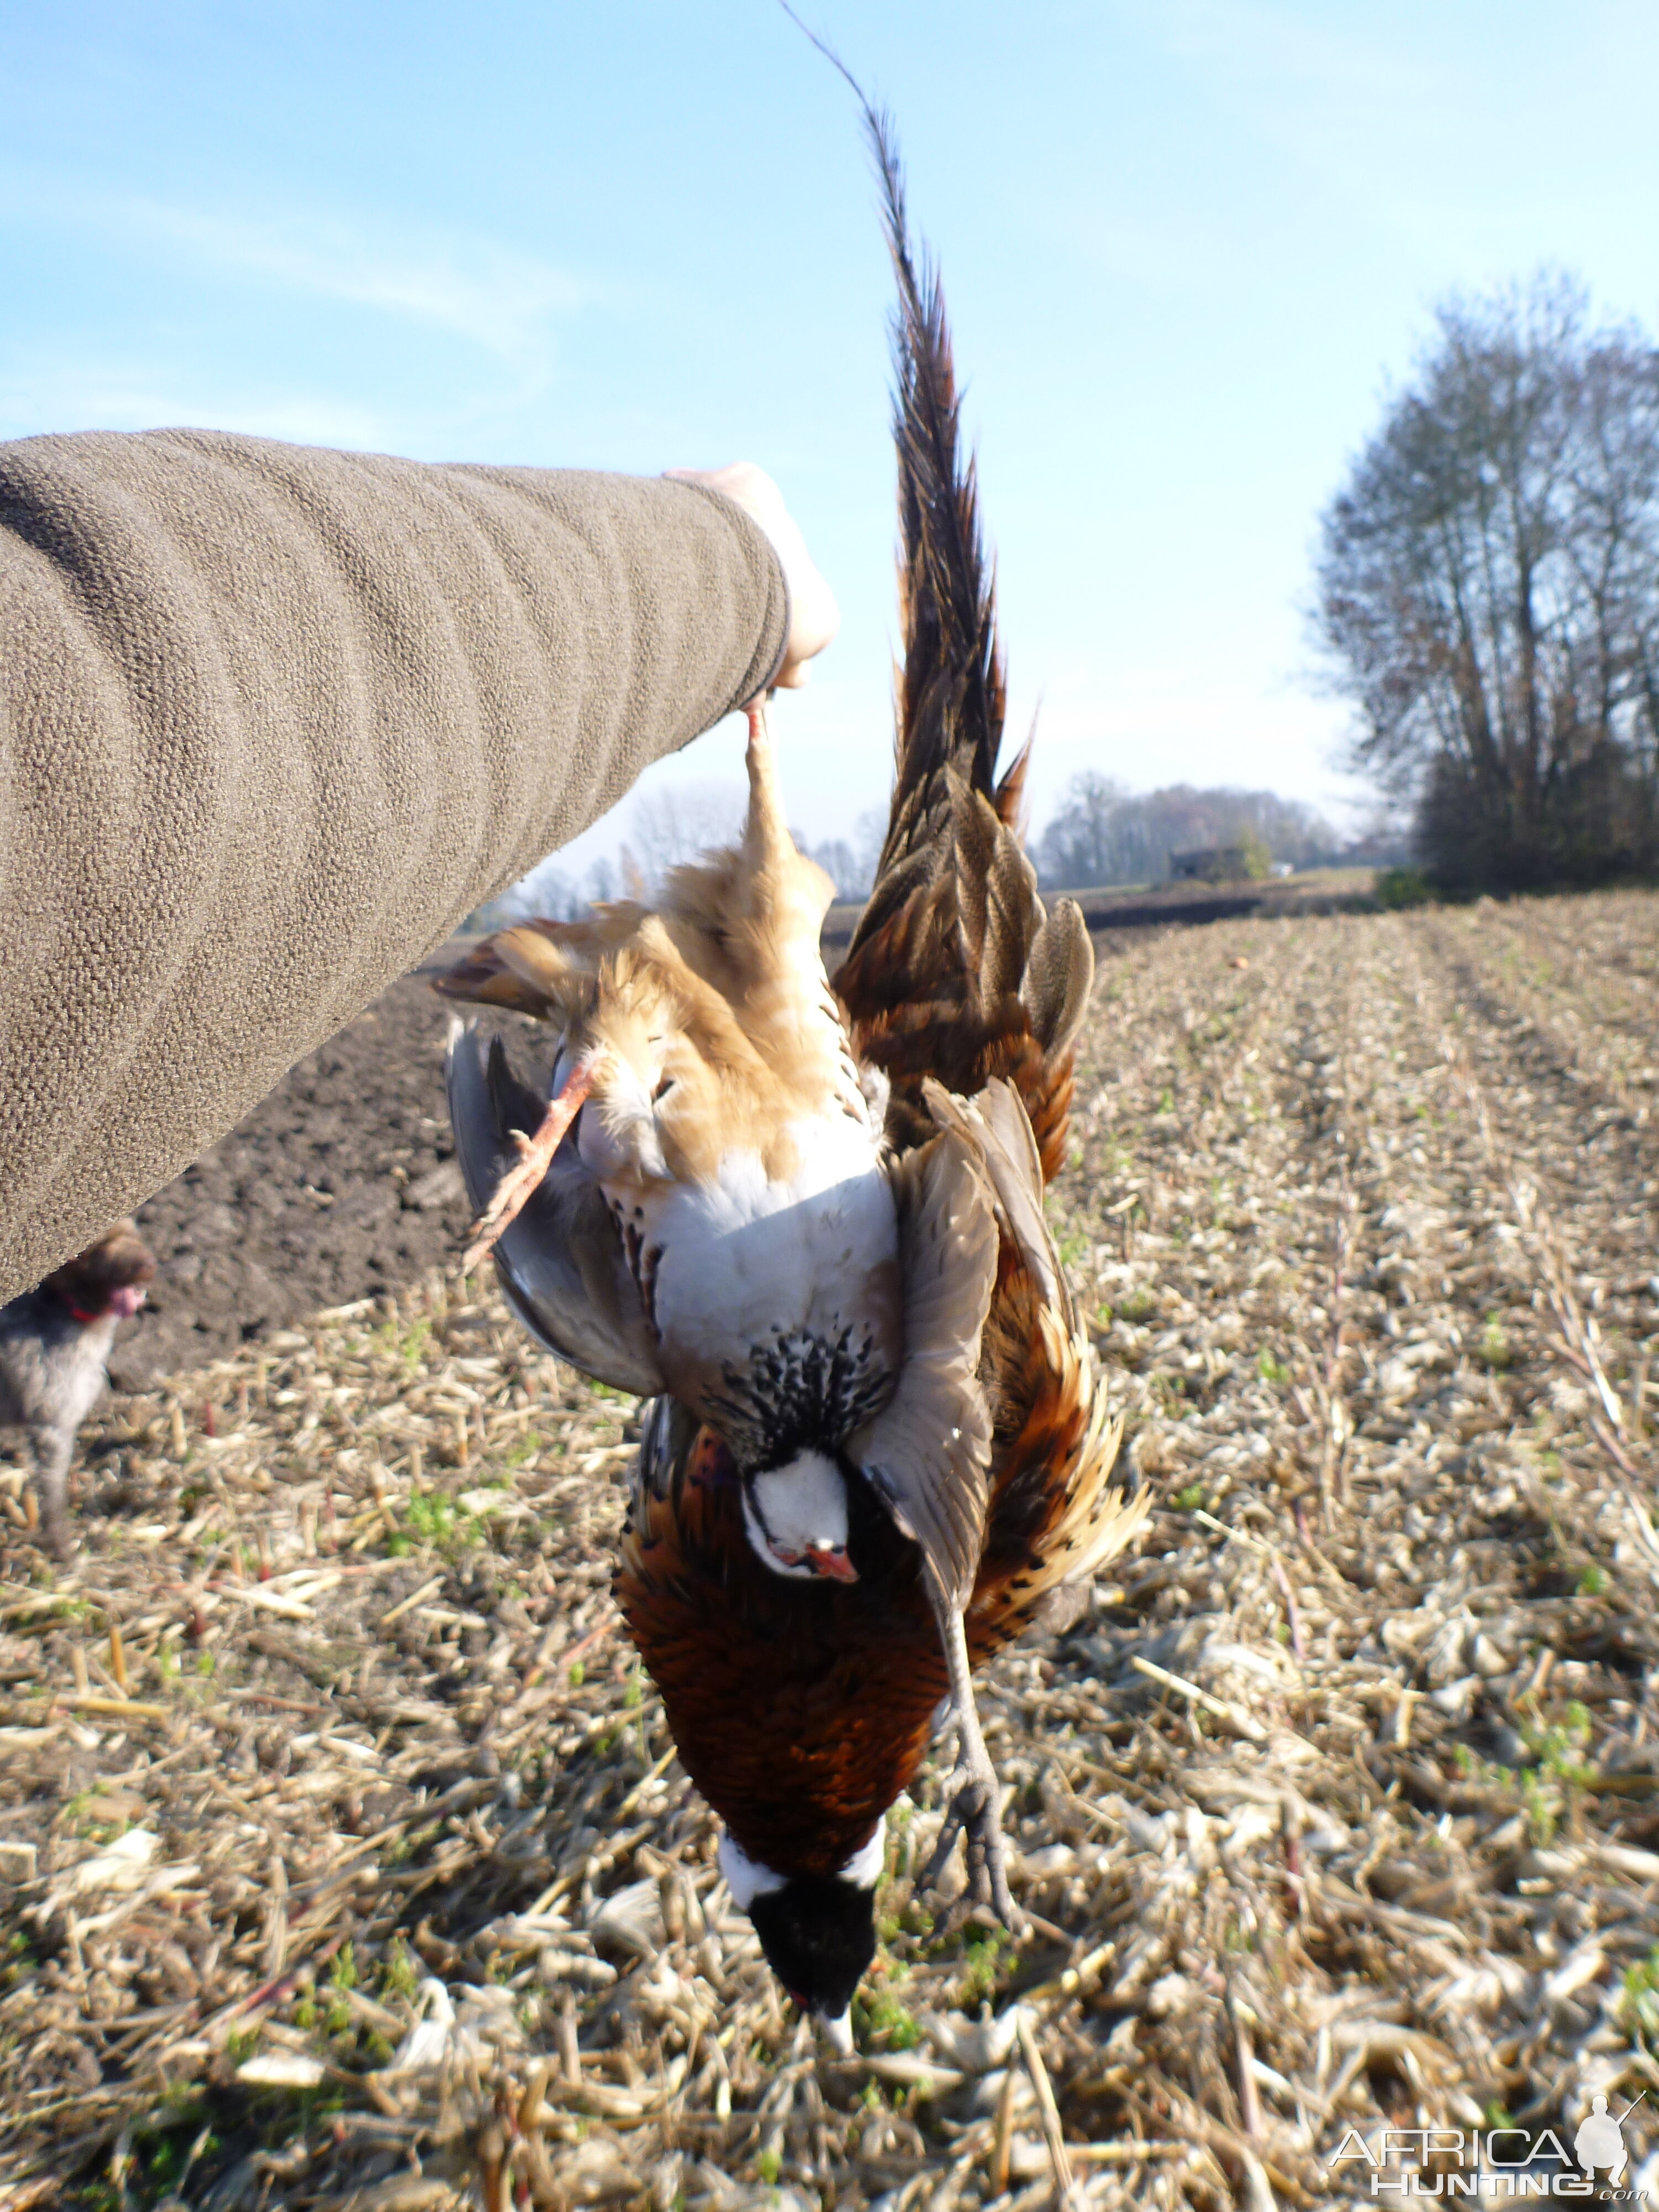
0;428;790;1300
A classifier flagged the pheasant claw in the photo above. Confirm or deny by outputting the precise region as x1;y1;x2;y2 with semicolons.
920;1594;1025;1933
922;1746;1022;1933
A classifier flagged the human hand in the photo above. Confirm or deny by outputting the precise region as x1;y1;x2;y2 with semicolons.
665;462;839;692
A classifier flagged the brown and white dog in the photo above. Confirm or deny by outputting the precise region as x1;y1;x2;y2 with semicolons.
0;1222;156;1555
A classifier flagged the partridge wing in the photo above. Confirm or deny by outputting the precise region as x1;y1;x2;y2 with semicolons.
848;1126;998;1608
446;1022;665;1397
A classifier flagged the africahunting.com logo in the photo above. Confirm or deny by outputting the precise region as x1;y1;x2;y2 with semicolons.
1329;2095;1652;2197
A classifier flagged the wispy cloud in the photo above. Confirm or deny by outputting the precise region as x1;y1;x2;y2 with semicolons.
126;200;585;362
0;354;398;449
0;171;585;367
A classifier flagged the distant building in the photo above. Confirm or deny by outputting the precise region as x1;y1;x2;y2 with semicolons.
1170;846;1253;884
1334;834;1412;869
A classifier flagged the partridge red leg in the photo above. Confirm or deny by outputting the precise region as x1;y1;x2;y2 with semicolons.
462;1060;596;1272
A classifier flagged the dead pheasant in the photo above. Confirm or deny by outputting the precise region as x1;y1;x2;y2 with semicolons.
439;108;1147;2044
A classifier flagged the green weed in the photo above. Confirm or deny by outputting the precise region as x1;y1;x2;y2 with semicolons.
855;1986;921;2052
1620;1946;1659;2039
1375;866;1433;910
400;1489;482;1555
959;1932;1005;2006
1478;1314;1515;1370
373;1314;432;1375
1515;1703;1596;1843
382;1936;419;2003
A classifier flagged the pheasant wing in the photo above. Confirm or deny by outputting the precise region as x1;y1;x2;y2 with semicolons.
445;1022;665;1397
921;1076;1064;1315
848;1126;998;1607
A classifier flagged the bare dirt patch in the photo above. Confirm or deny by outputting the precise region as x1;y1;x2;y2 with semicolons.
112;977;471;1391
2;893;1658;2209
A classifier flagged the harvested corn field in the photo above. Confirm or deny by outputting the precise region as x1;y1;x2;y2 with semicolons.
3;890;1659;2210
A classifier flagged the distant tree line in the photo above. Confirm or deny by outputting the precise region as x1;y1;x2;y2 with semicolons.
1318;273;1659;895
463;785;886;933
1031;771;1337;891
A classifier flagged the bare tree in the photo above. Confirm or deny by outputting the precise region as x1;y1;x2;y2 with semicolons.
798;807;897;900
463;853;583;933
627;781;747;894
1317;273;1659;890
1036;775;1333;889
1036;771;1125;886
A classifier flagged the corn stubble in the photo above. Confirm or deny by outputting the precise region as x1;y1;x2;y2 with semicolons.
2;890;1658;2206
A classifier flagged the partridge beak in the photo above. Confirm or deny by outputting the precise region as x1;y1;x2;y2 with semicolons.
806;1545;858;1585
817;2007;855;2059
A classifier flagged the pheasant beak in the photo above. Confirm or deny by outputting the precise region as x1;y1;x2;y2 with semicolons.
806;1543;858;1584
817;2006;855;2058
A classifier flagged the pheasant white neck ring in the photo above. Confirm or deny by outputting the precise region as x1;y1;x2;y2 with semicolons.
742;1451;857;1582
718;1818;885;2058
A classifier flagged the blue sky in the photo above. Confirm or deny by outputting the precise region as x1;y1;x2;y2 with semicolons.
4;1;1658;868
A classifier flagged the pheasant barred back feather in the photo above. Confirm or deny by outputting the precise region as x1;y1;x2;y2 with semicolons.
834;108;1093;1181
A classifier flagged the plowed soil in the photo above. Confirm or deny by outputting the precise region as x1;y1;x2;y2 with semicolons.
111;977;472;1391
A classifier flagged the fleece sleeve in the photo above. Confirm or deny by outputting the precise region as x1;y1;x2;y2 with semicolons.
0;427;790;1300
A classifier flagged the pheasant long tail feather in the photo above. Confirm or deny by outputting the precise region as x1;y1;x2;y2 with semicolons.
776;17;1011;823
834;107;1091;1163
869;106;1011;832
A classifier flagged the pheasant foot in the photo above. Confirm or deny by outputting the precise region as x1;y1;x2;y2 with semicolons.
462;1060;596;1271
920;1599;1024;1932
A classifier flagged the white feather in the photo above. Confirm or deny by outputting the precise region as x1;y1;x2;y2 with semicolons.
746;1451;848;1568
649;1111;899;1366
839;1817;886;1891
719;1833;788;1911
718;1815;886;1911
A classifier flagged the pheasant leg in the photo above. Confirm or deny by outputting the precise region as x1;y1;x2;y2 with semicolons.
921;1600;1022;1931
462;1060;596;1272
